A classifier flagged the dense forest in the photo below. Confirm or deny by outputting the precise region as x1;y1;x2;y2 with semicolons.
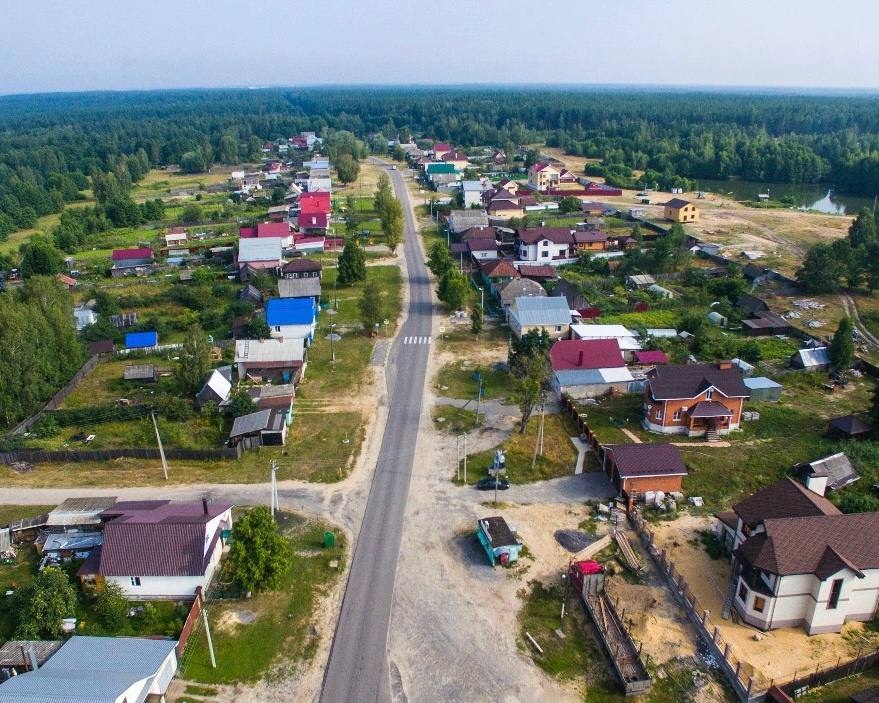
2;87;879;242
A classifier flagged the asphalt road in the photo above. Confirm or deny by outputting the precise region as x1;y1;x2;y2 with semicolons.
319;163;433;703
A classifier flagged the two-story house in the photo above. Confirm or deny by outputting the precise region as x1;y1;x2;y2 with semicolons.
281;258;322;279
517;228;575;264
663;198;700;223
527;162;561;191
643;362;750;436
716;478;879;634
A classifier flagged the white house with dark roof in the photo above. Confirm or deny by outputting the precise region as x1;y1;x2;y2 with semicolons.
79;500;232;600
716;477;879;634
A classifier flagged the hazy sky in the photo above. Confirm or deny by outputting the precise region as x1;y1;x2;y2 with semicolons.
4;0;879;95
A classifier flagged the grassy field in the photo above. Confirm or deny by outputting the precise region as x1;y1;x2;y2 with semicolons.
435;361;509;401
432;405;479;434
798;666;879;702
456;411;580;484
581;371;877;509
181;512;346;684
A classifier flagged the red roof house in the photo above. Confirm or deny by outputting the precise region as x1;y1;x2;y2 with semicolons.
633;350;669;366
550;339;626;371
112;247;153;262
297;212;329;232
299;192;331;215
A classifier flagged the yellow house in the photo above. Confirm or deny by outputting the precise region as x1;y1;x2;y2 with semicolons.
528;162;561;191
664;198;700;223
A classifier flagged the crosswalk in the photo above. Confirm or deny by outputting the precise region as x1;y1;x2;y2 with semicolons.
402;335;432;345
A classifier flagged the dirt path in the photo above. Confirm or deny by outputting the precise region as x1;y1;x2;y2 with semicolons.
841;293;879;350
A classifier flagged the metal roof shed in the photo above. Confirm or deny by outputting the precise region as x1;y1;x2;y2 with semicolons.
743;376;782;402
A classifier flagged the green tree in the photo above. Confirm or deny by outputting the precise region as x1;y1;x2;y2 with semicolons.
92;581;129;632
335;154;360;184
229;390;255;417
828;316;855;373
558;196;581;213
470;303;483;335
848;209;877;248
385;208;404;252
337;238;366;286
13;567;78;639
511;353;551;434
181;203;202;225
796;243;843;294
359;280;384;330
19;236;64;277
246;316;271;339
437;269;468;311
173;324;212;395
427;241;454;278
228;507;292;594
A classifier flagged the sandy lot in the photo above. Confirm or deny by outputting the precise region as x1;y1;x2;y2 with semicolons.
651;515;872;689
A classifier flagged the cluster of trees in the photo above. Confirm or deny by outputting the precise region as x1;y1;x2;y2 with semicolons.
373;174;404;252
427;241;468;311
507;330;552;433
0;277;84;427
337;238;367;286
5;87;879;244
797;209;879;293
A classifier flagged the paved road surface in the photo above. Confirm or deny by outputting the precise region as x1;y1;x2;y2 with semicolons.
320;163;433;703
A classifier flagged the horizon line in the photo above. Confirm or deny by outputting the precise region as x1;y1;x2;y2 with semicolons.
3;81;879;99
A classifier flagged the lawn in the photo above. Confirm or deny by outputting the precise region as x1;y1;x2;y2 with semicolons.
432;405;479;434
435;361;509;401
798;666;879;703
0;505;53;526
580;372;878;509
456;411;580;484
180;512;346;684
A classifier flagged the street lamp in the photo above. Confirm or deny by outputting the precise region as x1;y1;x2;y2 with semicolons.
326;324;341;365
477;286;484;310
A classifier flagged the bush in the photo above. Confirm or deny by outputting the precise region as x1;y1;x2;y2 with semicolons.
92;581;129;631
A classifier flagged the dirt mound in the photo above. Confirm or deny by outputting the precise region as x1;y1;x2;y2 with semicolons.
554;529;594;553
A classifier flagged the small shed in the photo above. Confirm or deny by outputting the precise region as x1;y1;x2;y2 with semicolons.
743;376;782;402
124;331;158;350
123;364;157;382
731;357;755;376
829;415;873;440
87;339;114;355
790;346;830;371
476;516;522;566
797;452;860;494
229;409;288;449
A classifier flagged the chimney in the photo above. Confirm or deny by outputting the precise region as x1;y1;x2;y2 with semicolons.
202;497;209;515
718;360;732;370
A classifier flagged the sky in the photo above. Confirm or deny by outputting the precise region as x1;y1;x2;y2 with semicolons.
3;0;879;95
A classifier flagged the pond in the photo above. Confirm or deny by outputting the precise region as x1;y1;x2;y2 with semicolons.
697;179;875;215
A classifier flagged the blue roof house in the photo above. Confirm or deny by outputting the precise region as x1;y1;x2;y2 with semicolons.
265;297;318;344
125;331;158;350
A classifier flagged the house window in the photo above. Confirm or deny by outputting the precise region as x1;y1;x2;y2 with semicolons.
828;578;843;610
672;409;682;421
555;326;562;333
655;408;663;420
738;582;747;603
541;251;549;258
706;388;714;400
275;326;281;332
130;576;142;587
753;596;766;613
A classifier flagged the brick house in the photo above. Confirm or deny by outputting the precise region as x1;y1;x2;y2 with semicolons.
573;229;608;253
527;162;561;191
643;362;750;436
603;443;688;497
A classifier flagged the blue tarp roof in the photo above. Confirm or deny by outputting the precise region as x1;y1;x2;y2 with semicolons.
125;331;158;349
265;297;316;326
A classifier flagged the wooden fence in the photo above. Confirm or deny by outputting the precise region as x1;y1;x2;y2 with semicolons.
9;354;102;435
0;445;241;466
176;586;204;658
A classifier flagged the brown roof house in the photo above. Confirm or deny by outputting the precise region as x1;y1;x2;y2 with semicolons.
602;443;688;499
715;477;879;634
643;362;749;437
79;499;232;600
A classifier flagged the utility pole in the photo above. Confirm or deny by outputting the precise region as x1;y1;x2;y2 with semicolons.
270;460;279;519
531;397;546;473
201;604;217;669
456;435;461;482
475;377;484;426
150;410;168;481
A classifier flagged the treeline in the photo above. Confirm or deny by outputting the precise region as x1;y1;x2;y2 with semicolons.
0;277;85;427
797;209;879;294
3;88;879;244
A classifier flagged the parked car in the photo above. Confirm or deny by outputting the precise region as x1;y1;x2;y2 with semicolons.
476;476;509;491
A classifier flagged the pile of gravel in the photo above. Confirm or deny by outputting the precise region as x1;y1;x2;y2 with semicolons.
554;529;594;553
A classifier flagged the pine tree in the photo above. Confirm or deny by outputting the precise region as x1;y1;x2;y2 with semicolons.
337;238;366;286
828;316;854;373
